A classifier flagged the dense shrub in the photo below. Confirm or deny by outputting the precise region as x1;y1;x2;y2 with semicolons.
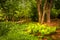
0;0;36;21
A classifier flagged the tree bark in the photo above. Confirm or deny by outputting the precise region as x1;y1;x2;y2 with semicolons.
47;0;52;24
36;0;42;23
41;0;47;24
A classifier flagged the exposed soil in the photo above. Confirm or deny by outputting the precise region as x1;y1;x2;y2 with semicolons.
45;18;60;26
50;19;60;26
46;19;60;40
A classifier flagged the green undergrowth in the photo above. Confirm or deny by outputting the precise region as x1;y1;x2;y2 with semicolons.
0;22;57;40
25;23;56;35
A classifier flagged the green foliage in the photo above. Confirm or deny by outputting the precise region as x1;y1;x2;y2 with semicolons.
0;8;5;21
0;0;36;21
0;22;15;36
51;8;60;18
25;23;56;35
0;22;38;40
0;0;60;21
0;22;57;40
55;0;60;9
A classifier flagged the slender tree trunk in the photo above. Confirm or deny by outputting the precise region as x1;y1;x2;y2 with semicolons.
36;0;42;23
47;8;50;24
47;0;52;24
41;0;47;24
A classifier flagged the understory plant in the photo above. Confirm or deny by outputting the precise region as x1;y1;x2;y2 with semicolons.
25;23;56;36
0;22;57;40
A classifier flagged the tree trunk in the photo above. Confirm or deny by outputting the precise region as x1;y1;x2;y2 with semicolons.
36;0;42;23
47;8;50;24
47;0;52;24
41;0;47;24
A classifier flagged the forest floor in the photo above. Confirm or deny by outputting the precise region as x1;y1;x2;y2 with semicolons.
50;19;60;40
45;19;60;40
43;18;60;26
50;18;60;26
